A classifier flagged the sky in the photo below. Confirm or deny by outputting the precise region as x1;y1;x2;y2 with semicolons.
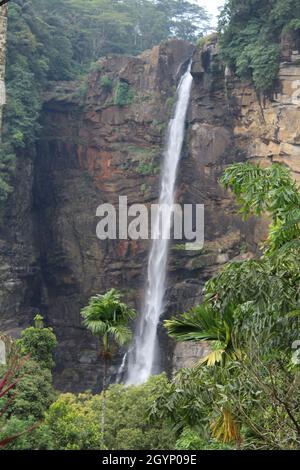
196;0;225;27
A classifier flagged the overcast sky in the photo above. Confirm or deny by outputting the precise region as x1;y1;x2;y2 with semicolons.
196;0;225;27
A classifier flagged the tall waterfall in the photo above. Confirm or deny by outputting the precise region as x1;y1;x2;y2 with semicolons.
126;62;193;386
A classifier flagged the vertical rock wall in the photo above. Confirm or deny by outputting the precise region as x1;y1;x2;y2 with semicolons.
0;4;7;135
1;34;300;390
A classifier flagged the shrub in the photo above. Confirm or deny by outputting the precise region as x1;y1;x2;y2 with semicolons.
17;315;57;370
46;393;102;450
89;61;102;73
114;81;134;107
176;427;233;450
0;417;54;450
136;160;160;176
46;375;176;450
218;0;300;93
100;76;113;91
2;359;56;421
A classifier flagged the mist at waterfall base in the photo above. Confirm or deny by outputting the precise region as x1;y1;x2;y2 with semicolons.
122;63;194;386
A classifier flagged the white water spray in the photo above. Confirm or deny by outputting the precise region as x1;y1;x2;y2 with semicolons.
125;62;193;385
116;351;128;383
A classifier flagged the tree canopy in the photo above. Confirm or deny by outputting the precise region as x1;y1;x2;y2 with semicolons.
152;162;300;450
0;0;210;209
218;0;300;92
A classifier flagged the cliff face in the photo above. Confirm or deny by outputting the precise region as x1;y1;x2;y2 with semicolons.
0;5;7;133
1;37;300;390
231;56;300;181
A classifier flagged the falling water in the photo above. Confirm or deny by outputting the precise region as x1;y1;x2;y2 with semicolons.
116;352;128;383
125;62;193;386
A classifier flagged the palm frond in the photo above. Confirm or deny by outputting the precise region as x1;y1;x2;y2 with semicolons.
211;407;241;445
80;289;137;350
165;303;233;345
83;319;108;336
199;349;225;367
108;324;132;346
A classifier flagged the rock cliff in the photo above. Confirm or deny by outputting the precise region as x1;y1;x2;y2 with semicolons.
1;36;300;391
0;4;7;133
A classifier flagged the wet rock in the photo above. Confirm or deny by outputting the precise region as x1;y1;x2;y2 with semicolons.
1;37;300;390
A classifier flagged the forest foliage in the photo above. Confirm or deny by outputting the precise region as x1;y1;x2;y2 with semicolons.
1;163;300;450
0;318;175;450
155;162;300;450
1;0;300;451
2;1;300;204
218;0;300;92
0;0;209;206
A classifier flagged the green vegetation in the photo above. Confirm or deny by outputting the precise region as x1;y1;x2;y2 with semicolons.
0;321;176;450
218;0;300;92
16;314;57;370
74;80;89;101
113;81;134;107
0;144;15;206
140;183;148;194
0;317;57;450
7;359;56;422
1;316;57;421
81;289;137;444
1;164;300;450
2;0;300;453
136;160;160;176
151;120;166;134
0;0;75;206
125;146;160;175
0;0;209;210
196;33;216;49
166;96;176;111
100;76;114;91
151;162;300;450
165;303;236;367
44;375;175;450
220;162;300;253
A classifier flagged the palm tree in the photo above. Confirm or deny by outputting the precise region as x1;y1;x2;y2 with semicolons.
81;288;137;443
165;303;242;445
164;303;237;366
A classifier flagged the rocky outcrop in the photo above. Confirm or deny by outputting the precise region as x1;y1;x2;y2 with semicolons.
230;60;300;180
172;35;300;369
1;35;300;390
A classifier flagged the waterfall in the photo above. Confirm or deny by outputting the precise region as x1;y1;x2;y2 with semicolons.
125;62;193;386
116;351;128;383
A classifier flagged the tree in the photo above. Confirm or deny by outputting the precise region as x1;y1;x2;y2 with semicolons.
175;427;232;450
0;316;57;423
0;416;53;450
0;320;58;449
6;359;56;421
0;353;37;449
1;0;211;211
81;289;137;444
45;375;175;450
45;393;102;450
16;314;57;370
0;322;57;450
218;0;300;92
220;162;300;253
165;303;236;366
151;162;300;449
223;337;300;449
